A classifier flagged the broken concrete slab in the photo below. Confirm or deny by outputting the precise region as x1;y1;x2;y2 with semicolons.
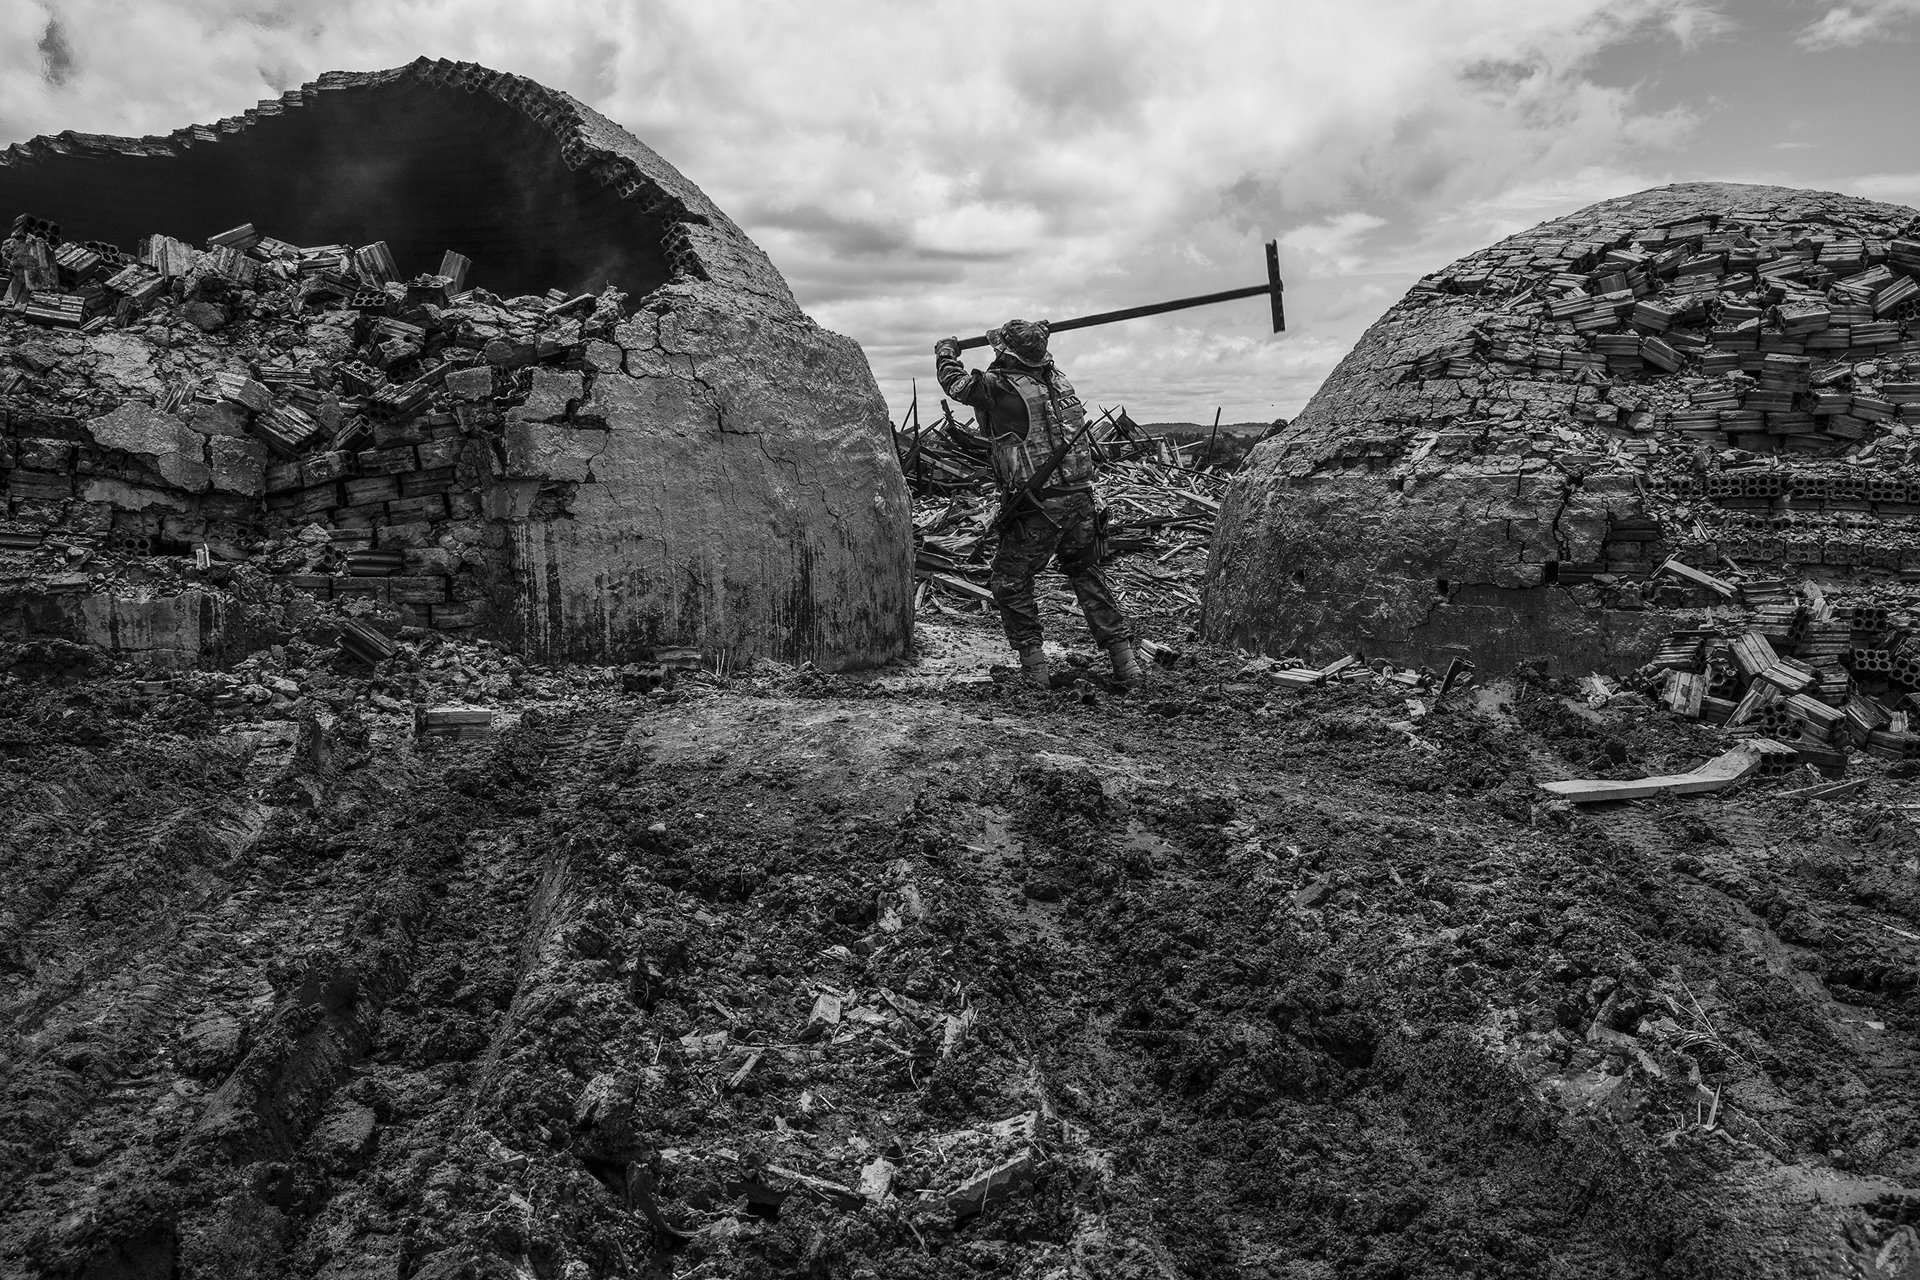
85;331;164;399
85;402;210;493
443;366;493;401
948;1149;1036;1217
207;435;268;497
312;1104;378;1171
184;400;252;437
179;300;228;332
79;477;191;512
508;368;584;422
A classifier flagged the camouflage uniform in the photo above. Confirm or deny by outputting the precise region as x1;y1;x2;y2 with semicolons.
990;488;1128;652
935;320;1132;657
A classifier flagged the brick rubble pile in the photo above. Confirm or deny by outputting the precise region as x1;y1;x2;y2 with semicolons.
1;211;630;643
1394;191;1920;768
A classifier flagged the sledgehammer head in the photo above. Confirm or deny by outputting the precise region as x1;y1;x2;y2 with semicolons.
1266;239;1285;333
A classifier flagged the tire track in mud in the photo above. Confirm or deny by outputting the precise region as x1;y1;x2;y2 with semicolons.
0;732;313;1274
277;710;635;1279
0;714;601;1276
0;798;269;1177
463;710;632;1085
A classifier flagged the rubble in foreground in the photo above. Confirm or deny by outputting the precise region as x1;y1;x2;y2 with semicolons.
5;598;1920;1279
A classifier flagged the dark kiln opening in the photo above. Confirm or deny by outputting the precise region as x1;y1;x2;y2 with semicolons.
0;77;672;300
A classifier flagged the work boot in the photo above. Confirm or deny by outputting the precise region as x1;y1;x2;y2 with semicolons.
1017;646;1051;688
1107;640;1142;691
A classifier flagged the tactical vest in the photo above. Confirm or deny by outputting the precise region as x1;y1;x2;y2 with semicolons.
986;367;1097;493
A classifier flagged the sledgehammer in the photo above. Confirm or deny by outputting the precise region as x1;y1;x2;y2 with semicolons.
952;240;1284;350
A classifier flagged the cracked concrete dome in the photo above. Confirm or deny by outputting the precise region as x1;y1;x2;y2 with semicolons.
0;58;911;670
1204;182;1920;672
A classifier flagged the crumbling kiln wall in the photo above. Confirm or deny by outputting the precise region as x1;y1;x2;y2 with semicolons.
0;58;911;671
1206;183;1920;672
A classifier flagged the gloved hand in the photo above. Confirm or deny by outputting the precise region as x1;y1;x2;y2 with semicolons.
934;337;960;360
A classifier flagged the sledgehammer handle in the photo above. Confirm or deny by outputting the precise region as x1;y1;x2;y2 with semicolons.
954;239;1284;350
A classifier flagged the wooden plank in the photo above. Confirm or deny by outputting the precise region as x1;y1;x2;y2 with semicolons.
1658;556;1739;598
1778;778;1866;801
1174;489;1221;515
1537;744;1762;803
1316;654;1358;680
766;1163;863;1211
928;572;995;605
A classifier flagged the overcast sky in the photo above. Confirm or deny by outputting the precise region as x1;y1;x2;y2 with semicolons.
5;1;1919;426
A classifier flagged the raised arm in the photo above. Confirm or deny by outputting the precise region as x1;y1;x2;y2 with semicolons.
933;337;993;409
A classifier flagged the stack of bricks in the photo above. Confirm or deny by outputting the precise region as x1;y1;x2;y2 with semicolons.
1403;219;1920;457
1636;586;1920;765
262;410;487;630
1384;191;1920;588
6;212;167;332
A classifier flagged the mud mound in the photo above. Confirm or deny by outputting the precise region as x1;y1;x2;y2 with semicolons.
4;616;1919;1277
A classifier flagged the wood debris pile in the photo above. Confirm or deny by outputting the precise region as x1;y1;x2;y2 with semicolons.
897;403;1228;623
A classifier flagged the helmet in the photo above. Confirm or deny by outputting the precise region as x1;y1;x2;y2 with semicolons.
988;318;1050;367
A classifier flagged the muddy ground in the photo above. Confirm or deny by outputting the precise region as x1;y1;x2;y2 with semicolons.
4;592;1920;1280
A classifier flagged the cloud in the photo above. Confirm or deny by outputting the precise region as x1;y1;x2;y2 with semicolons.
37;17;74;86
1796;0;1920;48
1664;3;1736;45
1846;171;1920;209
1279;214;1390;276
0;0;1725;422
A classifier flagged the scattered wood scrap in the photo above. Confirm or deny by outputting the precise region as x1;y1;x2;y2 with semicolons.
1777;778;1866;801
1270;654;1362;690
1658;556;1739;599
902;405;1236;620
1537;740;1794;803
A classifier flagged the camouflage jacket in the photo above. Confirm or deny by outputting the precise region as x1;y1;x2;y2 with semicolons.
934;352;1096;494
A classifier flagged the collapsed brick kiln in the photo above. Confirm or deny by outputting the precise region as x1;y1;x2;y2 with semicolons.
1205;182;1920;673
0;58;911;670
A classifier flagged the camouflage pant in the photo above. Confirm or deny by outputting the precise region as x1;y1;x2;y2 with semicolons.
991;488;1130;653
